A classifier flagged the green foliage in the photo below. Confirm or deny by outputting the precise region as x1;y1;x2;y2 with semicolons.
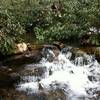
0;36;15;54
0;7;25;54
0;0;100;55
34;0;100;44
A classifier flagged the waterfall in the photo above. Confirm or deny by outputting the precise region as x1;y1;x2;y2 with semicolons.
17;47;100;100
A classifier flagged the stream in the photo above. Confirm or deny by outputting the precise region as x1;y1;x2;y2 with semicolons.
0;46;100;100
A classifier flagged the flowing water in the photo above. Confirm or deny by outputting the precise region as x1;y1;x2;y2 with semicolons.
17;47;100;100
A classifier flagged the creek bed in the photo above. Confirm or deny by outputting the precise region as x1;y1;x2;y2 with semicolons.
0;46;100;100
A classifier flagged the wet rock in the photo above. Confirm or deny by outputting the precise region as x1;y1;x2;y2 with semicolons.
38;82;44;90
0;89;29;100
27;44;44;51
0;66;14;74
0;72;20;87
9;73;20;82
19;66;46;77
47;89;67;100
61;47;74;60
94;47;100;62
30;93;47;100
80;47;100;62
96;91;100;99
42;45;60;61
53;41;65;50
0;61;3;66
60;47;78;61
49;69;52;75
61;46;72;53
42;48;54;62
95;47;100;55
0;89;47;100
88;76;96;82
33;67;46;76
74;49;86;57
80;47;95;54
2;43;61;66
15;42;28;54
3;50;42;66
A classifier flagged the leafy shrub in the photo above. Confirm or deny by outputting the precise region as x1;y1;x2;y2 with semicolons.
0;0;100;55
34;0;100;44
0;8;25;54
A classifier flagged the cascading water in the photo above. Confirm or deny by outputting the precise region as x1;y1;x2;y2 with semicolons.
17;47;100;100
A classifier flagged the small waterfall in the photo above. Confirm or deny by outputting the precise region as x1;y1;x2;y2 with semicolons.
17;47;100;100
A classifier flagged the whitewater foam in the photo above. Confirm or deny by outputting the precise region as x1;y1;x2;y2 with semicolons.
17;48;100;100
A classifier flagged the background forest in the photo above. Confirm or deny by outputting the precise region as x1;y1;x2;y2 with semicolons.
0;0;100;54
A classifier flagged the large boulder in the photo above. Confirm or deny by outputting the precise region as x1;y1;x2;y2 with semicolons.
0;67;20;87
80;47;100;62
15;42;28;54
3;50;42;66
42;45;60;62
